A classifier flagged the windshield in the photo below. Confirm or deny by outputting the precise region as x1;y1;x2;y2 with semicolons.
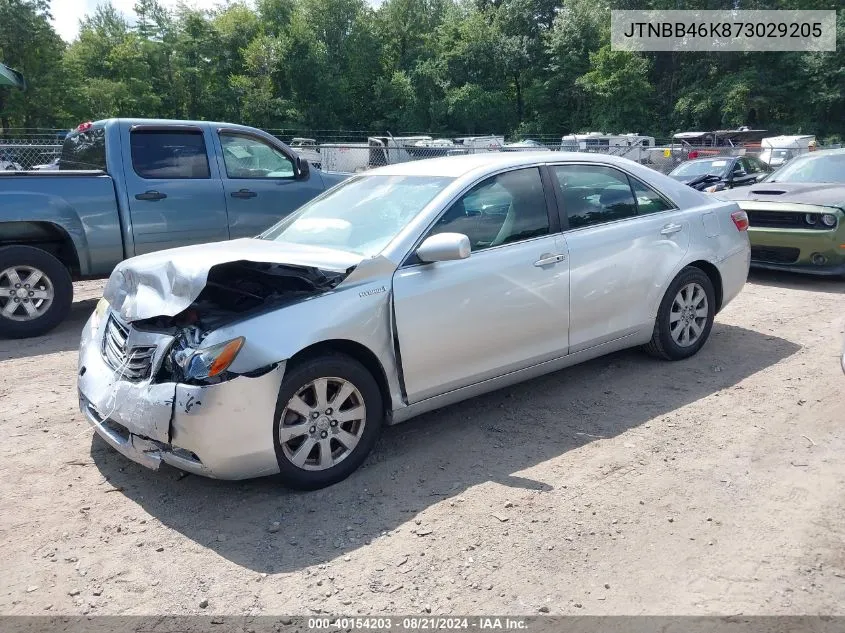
766;153;845;183
670;159;730;177
761;149;793;163
260;175;453;257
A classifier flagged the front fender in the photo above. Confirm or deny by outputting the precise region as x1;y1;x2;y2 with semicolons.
201;276;404;412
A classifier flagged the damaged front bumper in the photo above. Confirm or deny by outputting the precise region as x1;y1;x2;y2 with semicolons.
77;310;286;480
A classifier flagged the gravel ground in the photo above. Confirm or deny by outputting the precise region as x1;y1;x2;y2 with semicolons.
1;272;844;616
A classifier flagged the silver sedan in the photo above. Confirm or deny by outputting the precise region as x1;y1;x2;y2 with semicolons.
78;152;750;489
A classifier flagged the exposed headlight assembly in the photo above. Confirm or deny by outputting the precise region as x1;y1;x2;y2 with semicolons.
174;337;245;381
821;213;837;227
90;297;109;330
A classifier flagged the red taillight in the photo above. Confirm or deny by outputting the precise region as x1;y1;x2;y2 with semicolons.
731;210;749;231
688;150;699;159
77;121;93;132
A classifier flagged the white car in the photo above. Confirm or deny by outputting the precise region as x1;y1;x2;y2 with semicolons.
78;152;750;489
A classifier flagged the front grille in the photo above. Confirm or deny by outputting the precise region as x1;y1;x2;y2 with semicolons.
102;315;156;380
747;210;832;230
750;245;801;264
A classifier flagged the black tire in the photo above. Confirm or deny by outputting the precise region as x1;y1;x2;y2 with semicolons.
644;266;716;361
272;353;384;490
0;245;73;339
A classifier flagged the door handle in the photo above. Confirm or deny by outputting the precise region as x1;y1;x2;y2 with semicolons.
230;189;257;199
533;253;566;267
660;223;683;236
135;190;167;201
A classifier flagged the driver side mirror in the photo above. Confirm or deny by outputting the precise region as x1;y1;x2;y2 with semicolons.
295;154;310;179
416;233;471;263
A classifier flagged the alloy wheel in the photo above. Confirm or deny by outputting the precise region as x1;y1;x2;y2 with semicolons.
0;265;55;322
279;377;367;471
669;281;709;347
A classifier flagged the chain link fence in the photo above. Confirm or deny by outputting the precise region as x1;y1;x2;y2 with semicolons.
300;140;770;175
0;140;63;169
0;129;829;174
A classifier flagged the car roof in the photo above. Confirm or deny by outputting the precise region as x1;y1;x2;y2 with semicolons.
367;151;653;178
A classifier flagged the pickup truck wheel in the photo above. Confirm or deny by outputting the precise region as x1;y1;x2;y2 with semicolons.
0;246;73;339
273;354;383;490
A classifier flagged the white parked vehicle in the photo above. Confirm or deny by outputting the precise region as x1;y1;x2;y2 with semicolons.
502;140;551;152
78;151;750;488
289;137;321;167
319;142;370;172
0;149;22;171
759;135;816;168
560;133;655;163
452;135;504;153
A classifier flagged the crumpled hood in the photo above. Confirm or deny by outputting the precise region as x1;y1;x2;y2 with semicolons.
104;238;364;322
717;182;845;209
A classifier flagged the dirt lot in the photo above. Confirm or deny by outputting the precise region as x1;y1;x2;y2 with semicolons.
1;272;844;616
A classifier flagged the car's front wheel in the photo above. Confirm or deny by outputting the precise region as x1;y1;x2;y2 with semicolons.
644;266;716;361
272;353;384;489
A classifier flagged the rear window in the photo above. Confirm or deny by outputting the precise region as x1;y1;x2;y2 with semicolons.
130;129;210;179
60;126;106;170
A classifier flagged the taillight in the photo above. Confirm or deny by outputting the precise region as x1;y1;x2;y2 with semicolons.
77;121;93;132
731;210;749;231
688;150;699;159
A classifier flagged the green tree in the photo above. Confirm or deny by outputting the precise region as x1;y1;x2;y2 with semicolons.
576;46;653;133
0;0;67;130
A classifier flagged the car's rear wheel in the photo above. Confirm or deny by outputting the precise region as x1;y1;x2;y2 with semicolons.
272;353;383;489
644;266;716;361
0;246;73;339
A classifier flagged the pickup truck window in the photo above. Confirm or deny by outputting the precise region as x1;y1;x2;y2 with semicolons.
219;132;295;179
130;130;211;179
60;126;106;170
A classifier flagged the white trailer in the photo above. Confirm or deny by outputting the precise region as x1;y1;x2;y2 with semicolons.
452;135;505;153
759;135;816;167
560;132;655;162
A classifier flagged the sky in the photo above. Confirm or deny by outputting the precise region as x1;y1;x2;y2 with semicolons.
50;0;224;42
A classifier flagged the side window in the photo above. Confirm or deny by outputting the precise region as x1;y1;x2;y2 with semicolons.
130;130;210;179
748;156;767;173
429;168;549;251
629;176;674;214
60;126;106;170
734;158;750;174
220;133;295;179
553;165;637;229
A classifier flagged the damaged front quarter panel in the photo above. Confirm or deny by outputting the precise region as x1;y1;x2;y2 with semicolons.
79;311;287;479
167;363;287;479
195;254;406;413
80;233;412;480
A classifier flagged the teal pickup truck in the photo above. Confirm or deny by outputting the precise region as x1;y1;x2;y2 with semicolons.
0;119;346;338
